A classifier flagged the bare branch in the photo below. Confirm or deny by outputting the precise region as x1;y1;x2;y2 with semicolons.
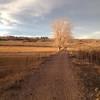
52;18;72;51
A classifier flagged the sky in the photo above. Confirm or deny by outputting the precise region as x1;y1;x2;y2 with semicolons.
0;0;100;39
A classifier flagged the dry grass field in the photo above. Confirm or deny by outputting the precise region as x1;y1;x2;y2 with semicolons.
67;39;100;99
0;52;56;98
0;40;57;98
0;40;100;99
0;46;57;53
0;40;53;47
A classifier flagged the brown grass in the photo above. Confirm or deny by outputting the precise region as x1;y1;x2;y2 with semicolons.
0;41;57;93
0;40;53;47
0;46;57;53
0;39;100;99
0;51;56;96
67;40;100;99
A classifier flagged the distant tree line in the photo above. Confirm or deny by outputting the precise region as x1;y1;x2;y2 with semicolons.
0;36;51;42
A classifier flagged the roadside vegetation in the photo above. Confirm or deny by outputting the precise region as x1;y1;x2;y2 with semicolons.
67;40;100;100
0;36;56;97
0;52;55;97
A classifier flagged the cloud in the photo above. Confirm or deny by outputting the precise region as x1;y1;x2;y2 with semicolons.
0;31;10;36
0;0;14;4
0;0;36;26
0;0;100;38
0;0;36;14
86;31;100;39
0;0;65;32
75;31;100;39
73;26;100;39
0;0;64;22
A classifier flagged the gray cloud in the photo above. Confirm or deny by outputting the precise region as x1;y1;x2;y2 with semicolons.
0;0;14;4
0;0;100;38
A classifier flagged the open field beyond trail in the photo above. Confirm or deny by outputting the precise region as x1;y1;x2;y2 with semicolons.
0;46;57;53
0;40;53;47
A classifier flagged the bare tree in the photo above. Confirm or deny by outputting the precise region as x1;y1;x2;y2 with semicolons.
52;18;72;51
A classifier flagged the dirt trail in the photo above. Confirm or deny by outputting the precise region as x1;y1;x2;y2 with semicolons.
1;51;85;100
